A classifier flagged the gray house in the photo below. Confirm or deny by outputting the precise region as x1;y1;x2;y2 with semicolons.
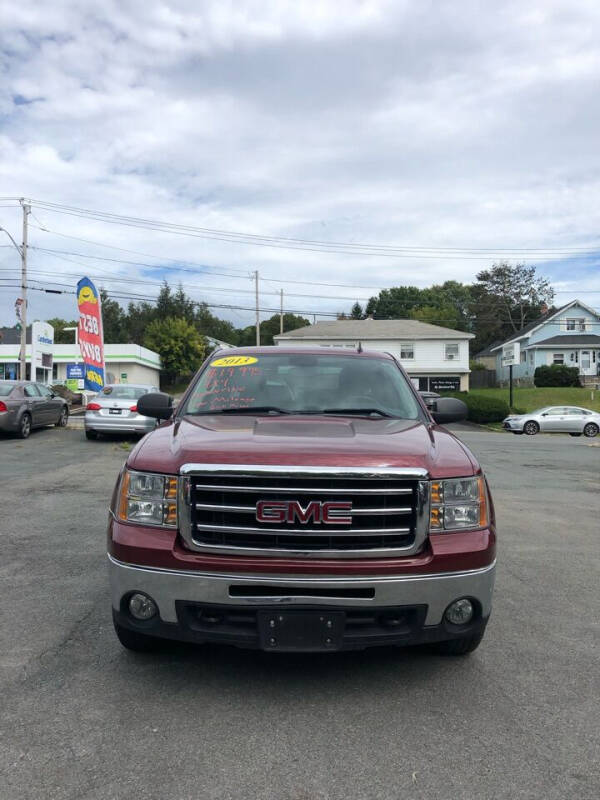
490;300;600;385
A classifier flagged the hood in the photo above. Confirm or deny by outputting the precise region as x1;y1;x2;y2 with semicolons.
129;414;479;479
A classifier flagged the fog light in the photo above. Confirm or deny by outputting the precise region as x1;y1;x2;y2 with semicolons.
445;598;474;626
128;593;157;620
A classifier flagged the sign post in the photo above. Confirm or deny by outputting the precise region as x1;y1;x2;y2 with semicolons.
77;277;105;392
501;342;520;410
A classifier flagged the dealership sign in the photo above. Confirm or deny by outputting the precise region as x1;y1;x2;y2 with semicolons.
501;341;520;366
66;363;85;379
30;321;54;379
77;277;105;391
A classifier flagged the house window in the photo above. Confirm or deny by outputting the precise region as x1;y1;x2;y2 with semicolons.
528;351;534;363
400;343;414;359
444;343;459;360
553;353;564;364
520;350;526;363
566;318;586;331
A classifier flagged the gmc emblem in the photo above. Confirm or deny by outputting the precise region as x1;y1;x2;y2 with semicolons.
256;500;353;525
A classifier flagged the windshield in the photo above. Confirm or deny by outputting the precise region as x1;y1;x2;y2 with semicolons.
99;385;151;400
182;353;421;419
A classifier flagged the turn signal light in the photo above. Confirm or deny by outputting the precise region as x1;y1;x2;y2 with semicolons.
87;402;101;410
130;405;137;412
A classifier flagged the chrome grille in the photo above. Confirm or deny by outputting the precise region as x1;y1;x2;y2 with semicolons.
178;465;430;559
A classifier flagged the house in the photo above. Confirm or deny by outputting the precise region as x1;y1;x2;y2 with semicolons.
489;300;600;385
274;318;474;391
473;340;502;370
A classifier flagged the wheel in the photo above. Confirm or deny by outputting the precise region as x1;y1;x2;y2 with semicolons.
18;413;32;439
523;420;539;435
56;407;68;427
85;430;98;440
569;433;582;437
113;616;163;652
583;422;599;438
433;631;484;656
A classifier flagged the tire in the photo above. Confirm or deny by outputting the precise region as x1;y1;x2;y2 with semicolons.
56;407;69;427
18;413;32;439
583;423;599;438
85;430;98;440
569;433;582;437
113;617;163;652
433;631;484;656
523;420;539;435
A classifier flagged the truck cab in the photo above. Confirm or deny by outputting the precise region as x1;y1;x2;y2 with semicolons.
108;347;495;655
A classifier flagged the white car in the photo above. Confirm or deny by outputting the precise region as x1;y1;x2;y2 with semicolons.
85;384;158;439
503;406;600;437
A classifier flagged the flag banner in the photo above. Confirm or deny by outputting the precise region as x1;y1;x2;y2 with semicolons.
77;277;105;391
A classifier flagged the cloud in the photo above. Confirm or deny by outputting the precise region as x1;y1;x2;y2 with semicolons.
1;0;600;329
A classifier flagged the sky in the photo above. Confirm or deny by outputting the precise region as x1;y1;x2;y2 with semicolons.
1;0;600;333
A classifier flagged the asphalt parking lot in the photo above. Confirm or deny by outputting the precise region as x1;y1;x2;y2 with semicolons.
0;425;598;800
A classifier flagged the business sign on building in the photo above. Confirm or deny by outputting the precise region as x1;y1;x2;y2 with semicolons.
30;321;54;381
77;277;105;391
501;341;520;366
66;363;85;379
429;376;461;393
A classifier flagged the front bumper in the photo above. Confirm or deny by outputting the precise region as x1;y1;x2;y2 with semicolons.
109;554;495;651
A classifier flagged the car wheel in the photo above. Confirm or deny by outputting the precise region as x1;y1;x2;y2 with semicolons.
583;422;599;438
569;433;582;437
523;420;539;435
113;616;163;652
433;631;484;656
19;413;32;439
56;407;69;427
85;430;98;440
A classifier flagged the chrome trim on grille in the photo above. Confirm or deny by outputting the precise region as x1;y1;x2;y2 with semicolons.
177;464;431;559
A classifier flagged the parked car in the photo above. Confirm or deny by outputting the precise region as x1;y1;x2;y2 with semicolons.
0;380;69;438
419;390;440;408
107;347;496;657
503;406;600;437
85;384;159;439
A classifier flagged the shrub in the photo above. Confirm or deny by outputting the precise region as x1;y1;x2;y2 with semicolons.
469;360;486;371
442;392;509;423
534;364;580;387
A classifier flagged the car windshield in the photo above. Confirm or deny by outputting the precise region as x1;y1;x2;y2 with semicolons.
0;383;17;396
182;353;421;419
99;386;150;400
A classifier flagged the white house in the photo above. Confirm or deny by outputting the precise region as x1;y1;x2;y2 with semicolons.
490;300;600;386
274;318;474;391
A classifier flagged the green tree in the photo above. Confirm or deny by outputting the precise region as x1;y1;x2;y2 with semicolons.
350;302;364;319
99;290;128;343
144;317;206;384
238;313;310;346
46;317;79;344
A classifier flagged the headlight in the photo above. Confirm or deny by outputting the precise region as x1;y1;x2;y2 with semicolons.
117;469;177;527
430;476;487;532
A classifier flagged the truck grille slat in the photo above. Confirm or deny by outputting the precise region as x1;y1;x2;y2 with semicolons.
179;466;430;559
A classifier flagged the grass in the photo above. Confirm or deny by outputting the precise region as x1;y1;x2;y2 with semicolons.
463;386;600;414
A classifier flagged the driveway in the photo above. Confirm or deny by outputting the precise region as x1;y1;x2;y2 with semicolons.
0;426;598;799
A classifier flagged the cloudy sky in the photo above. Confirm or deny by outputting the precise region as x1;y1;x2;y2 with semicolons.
1;0;600;331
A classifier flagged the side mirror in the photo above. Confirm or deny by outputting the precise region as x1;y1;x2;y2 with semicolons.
430;397;468;424
137;392;174;420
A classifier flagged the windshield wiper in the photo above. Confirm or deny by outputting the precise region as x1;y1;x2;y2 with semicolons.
190;406;292;415
321;407;394;418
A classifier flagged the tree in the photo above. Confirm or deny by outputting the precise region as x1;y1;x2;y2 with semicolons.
350;302;364;319
99;290;128;343
470;262;555;353
46;317;79;344
237;313;310;346
363;281;473;331
144;317;206;384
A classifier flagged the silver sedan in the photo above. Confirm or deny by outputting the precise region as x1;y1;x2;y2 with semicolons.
84;384;158;439
503;406;600;437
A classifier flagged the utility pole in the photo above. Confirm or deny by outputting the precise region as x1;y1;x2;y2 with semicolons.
20;201;30;380
254;270;260;346
280;289;284;335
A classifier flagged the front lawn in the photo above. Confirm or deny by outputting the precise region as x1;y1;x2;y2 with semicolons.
464;386;600;413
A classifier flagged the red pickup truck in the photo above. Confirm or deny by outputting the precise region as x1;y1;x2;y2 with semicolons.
108;347;496;655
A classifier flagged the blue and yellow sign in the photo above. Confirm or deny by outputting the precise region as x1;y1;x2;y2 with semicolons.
77;277;105;391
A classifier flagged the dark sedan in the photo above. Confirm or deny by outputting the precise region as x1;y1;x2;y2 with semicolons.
0;381;69;438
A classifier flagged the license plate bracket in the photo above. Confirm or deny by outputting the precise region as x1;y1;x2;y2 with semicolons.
109;408;122;415
257;610;345;652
